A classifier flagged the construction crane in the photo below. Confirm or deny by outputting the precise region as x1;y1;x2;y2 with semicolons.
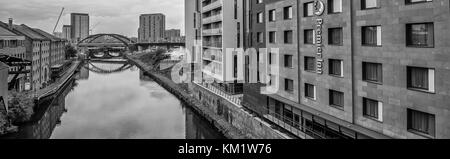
53;7;65;33
89;22;101;35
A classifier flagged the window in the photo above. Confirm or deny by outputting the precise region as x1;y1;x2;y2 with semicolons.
285;79;294;93
269;9;276;22
329;90;344;108
304;29;315;44
284;30;293;44
362;26;382;46
256;0;263;4
268;53;273;65
407;66;435;92
328;28;343;45
361;0;379;9
284;55;293;68
304;2;314;17
329;59;343;77
0;40;3;49
257;12;264;23
363;62;382;83
363;98;382;121
257;32;263;43
406;23;434;47
305;83;316;100
304;56;316;72
283;6;293;20
407;109;435;137
406;0;433;5
269;31;276;43
328;0;342;13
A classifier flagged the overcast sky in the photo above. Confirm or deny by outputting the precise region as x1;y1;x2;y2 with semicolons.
0;0;185;37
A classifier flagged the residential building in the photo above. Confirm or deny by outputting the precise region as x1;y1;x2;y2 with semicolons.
62;25;71;41
32;28;66;68
201;0;245;95
165;29;181;42
71;13;89;43
0;19;27;91
0;62;8;112
138;14;166;43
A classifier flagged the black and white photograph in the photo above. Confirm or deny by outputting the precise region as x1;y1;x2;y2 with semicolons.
1;0;450;154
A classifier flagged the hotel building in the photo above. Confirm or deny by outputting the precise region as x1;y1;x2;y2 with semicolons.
240;0;450;139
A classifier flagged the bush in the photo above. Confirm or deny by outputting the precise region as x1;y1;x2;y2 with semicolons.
0;112;8;135
7;91;35;124
138;48;171;70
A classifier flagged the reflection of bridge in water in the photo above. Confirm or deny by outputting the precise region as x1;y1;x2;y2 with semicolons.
84;60;133;75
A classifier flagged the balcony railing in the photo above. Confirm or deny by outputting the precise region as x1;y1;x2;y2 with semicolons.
202;13;222;24
202;28;222;36
202;41;222;48
202;0;222;13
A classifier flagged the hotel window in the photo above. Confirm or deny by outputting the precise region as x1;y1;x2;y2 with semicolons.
329;90;344;108
304;29;315;44
363;98;383;121
257;12;264;23
269;9;276;22
362;26;382;46
284;55;293;68
285;79;294;93
406;0;433;5
269;31;276;43
407;66;435;92
363;62;383;83
284;30;293;44
407;109;435;138
304;2;314;17
328;0;342;13
304;56;316;72
257;32;263;43
406;23;434;47
361;0;379;9
283;6;293;20
305;83;316;100
328;28;343;45
329;59;343;77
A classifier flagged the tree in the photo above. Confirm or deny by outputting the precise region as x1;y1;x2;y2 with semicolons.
139;48;171;70
65;45;78;59
7;91;35;124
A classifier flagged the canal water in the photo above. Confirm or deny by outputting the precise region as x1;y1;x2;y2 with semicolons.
3;60;224;139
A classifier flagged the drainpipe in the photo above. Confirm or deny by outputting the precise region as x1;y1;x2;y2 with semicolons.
8;18;13;30
350;0;356;124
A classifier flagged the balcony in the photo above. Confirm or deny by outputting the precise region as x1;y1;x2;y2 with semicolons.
202;13;222;24
202;41;222;49
202;0;222;13
202;28;222;36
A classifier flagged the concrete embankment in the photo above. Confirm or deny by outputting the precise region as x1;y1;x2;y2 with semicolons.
125;55;293;139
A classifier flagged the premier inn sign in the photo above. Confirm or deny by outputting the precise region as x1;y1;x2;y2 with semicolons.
315;0;325;75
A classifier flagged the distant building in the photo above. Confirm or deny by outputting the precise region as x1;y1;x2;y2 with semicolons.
70;13;89;43
138;14;165;43
165;29;181;42
53;32;62;38
62;25;71;41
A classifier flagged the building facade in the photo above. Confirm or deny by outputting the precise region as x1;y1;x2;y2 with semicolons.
0;20;27;91
138;14;166;43
240;0;450;139
62;25;71;41
165;29;181;42
70;13;89;43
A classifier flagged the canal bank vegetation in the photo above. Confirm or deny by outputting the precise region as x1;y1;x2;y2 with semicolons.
0;91;34;135
136;48;170;71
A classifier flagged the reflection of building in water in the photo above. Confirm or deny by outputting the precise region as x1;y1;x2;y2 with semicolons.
77;65;90;80
13;79;75;139
185;107;224;139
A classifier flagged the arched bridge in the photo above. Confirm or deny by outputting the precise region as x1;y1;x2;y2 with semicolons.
77;34;136;59
83;60;133;75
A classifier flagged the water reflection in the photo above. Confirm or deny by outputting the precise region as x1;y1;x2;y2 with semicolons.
2;61;224;139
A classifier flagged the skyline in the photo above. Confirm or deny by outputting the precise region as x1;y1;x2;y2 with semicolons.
0;0;185;37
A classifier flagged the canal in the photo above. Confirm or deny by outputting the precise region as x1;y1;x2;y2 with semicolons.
4;60;225;139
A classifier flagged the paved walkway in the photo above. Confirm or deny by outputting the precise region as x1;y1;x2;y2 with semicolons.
33;61;81;100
